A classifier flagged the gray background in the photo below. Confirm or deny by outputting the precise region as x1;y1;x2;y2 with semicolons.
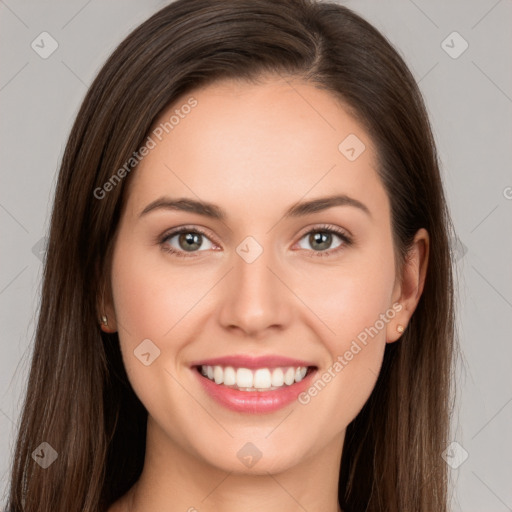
1;0;511;510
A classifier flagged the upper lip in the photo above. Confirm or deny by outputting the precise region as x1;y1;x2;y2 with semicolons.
190;355;317;369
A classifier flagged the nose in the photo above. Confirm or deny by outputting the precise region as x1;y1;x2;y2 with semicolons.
217;243;293;337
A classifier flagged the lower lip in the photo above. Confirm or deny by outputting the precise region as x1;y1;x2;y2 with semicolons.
193;367;317;414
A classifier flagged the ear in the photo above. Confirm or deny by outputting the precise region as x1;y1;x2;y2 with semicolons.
387;228;429;343
96;275;118;334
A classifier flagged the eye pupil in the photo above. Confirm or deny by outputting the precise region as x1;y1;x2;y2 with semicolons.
179;232;202;251
310;231;332;251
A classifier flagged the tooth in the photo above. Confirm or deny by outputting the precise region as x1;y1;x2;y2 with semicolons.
223;366;236;385
201;364;310;389
253;368;272;389
213;365;223;384
271;368;284;387
284;367;295;385
236;368;253;388
294;366;308;382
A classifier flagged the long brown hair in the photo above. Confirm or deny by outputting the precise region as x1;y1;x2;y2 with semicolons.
6;0;456;510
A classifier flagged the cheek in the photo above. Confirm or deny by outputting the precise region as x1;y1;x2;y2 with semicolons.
294;239;396;422
111;242;204;341
109;243;197;425
109;241;182;389
298;240;396;348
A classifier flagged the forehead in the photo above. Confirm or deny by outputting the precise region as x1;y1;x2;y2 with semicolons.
124;76;387;219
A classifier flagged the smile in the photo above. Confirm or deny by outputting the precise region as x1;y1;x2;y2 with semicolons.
190;355;318;413
197;364;312;391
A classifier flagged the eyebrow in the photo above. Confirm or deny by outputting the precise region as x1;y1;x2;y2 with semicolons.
139;194;371;220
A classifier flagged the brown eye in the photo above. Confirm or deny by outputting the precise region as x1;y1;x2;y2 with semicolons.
161;228;215;257
176;232;203;252
296;225;352;257
307;231;336;251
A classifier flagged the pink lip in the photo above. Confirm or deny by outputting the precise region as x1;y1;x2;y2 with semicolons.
190;354;315;369
195;371;316;413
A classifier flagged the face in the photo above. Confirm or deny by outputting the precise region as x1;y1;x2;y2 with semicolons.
105;75;410;475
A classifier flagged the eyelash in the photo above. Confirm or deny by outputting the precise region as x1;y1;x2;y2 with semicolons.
158;224;353;259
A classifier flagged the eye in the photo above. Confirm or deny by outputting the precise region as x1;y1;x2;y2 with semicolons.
296;224;352;257
159;226;216;257
159;224;353;259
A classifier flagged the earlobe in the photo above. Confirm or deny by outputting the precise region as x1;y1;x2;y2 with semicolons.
387;320;407;344
97;280;118;333
99;313;117;333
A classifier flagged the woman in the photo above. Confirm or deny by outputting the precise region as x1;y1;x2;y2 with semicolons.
6;0;457;510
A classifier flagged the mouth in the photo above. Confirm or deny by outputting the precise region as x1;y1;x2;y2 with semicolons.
194;364;317;391
190;357;318;413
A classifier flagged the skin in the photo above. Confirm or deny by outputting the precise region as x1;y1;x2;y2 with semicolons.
102;75;429;512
